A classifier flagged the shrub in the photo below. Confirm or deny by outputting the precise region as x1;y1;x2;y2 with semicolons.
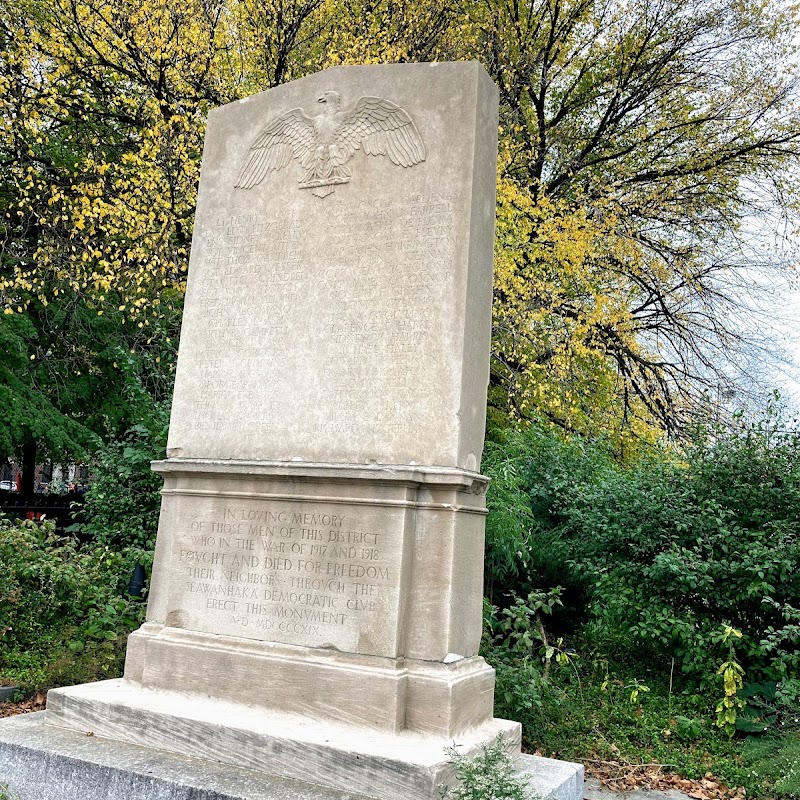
483;411;800;711
481;589;573;725
483;425;607;619
79;405;168;550
562;420;800;690
0;518;146;688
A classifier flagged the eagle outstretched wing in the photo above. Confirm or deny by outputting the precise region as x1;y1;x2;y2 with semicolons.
235;108;317;189
335;97;426;167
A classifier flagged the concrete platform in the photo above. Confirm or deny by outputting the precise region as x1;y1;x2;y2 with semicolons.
0;711;583;800
0;712;365;800
583;777;691;800
517;753;584;800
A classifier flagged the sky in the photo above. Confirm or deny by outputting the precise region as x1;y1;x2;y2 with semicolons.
779;288;800;409
724;2;800;415
779;9;800;410
739;257;800;415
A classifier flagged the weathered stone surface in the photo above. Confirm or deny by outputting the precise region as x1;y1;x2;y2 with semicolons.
122;624;496;736
141;461;488;665
0;685;18;702
516;754;585;800
0;712;369;800
0;713;582;800
118;460;495;738
45;681;520;800
166;61;498;471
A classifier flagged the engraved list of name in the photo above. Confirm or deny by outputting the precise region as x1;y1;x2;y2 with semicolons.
171;192;459;456
168;502;402;653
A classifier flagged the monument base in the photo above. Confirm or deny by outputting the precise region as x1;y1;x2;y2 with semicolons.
0;711;583;800
0;711;365;800
44;678;520;800
123;622;498;736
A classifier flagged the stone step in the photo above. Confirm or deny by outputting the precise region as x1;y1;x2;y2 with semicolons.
0;712;366;800
0;711;583;800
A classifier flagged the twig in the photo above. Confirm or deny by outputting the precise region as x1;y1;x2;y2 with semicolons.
586;761;673;768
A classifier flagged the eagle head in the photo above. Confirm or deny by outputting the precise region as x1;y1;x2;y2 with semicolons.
317;91;342;113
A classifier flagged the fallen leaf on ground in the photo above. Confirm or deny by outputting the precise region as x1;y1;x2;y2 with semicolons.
584;756;743;800
0;691;47;718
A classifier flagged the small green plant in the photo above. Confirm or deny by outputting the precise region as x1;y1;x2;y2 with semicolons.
625;677;650;705
438;735;534;800
0;783;22;800
674;715;703;741
482;589;574;722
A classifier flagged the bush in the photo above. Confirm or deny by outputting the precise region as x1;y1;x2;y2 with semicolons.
438;735;533;800
562;420;800;690
483;426;605;620
483;411;800;717
79;404;169;550
0;517;146;688
481;589;572;724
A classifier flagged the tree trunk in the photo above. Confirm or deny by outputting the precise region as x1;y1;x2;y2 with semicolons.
21;439;36;496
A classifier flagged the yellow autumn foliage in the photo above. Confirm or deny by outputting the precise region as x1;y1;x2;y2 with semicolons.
1;0;798;446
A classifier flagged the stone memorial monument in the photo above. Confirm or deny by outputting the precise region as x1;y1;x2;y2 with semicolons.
0;61;583;800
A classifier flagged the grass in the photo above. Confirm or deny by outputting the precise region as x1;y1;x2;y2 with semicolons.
744;734;800;798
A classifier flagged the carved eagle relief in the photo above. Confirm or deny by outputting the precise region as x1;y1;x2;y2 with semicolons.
234;91;426;198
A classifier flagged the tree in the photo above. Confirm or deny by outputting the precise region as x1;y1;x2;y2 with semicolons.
0;311;94;488
2;0;799;458
0;0;189;469
0;0;218;318
461;0;800;440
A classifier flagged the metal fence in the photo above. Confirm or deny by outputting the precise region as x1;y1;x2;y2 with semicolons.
0;460;88;535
